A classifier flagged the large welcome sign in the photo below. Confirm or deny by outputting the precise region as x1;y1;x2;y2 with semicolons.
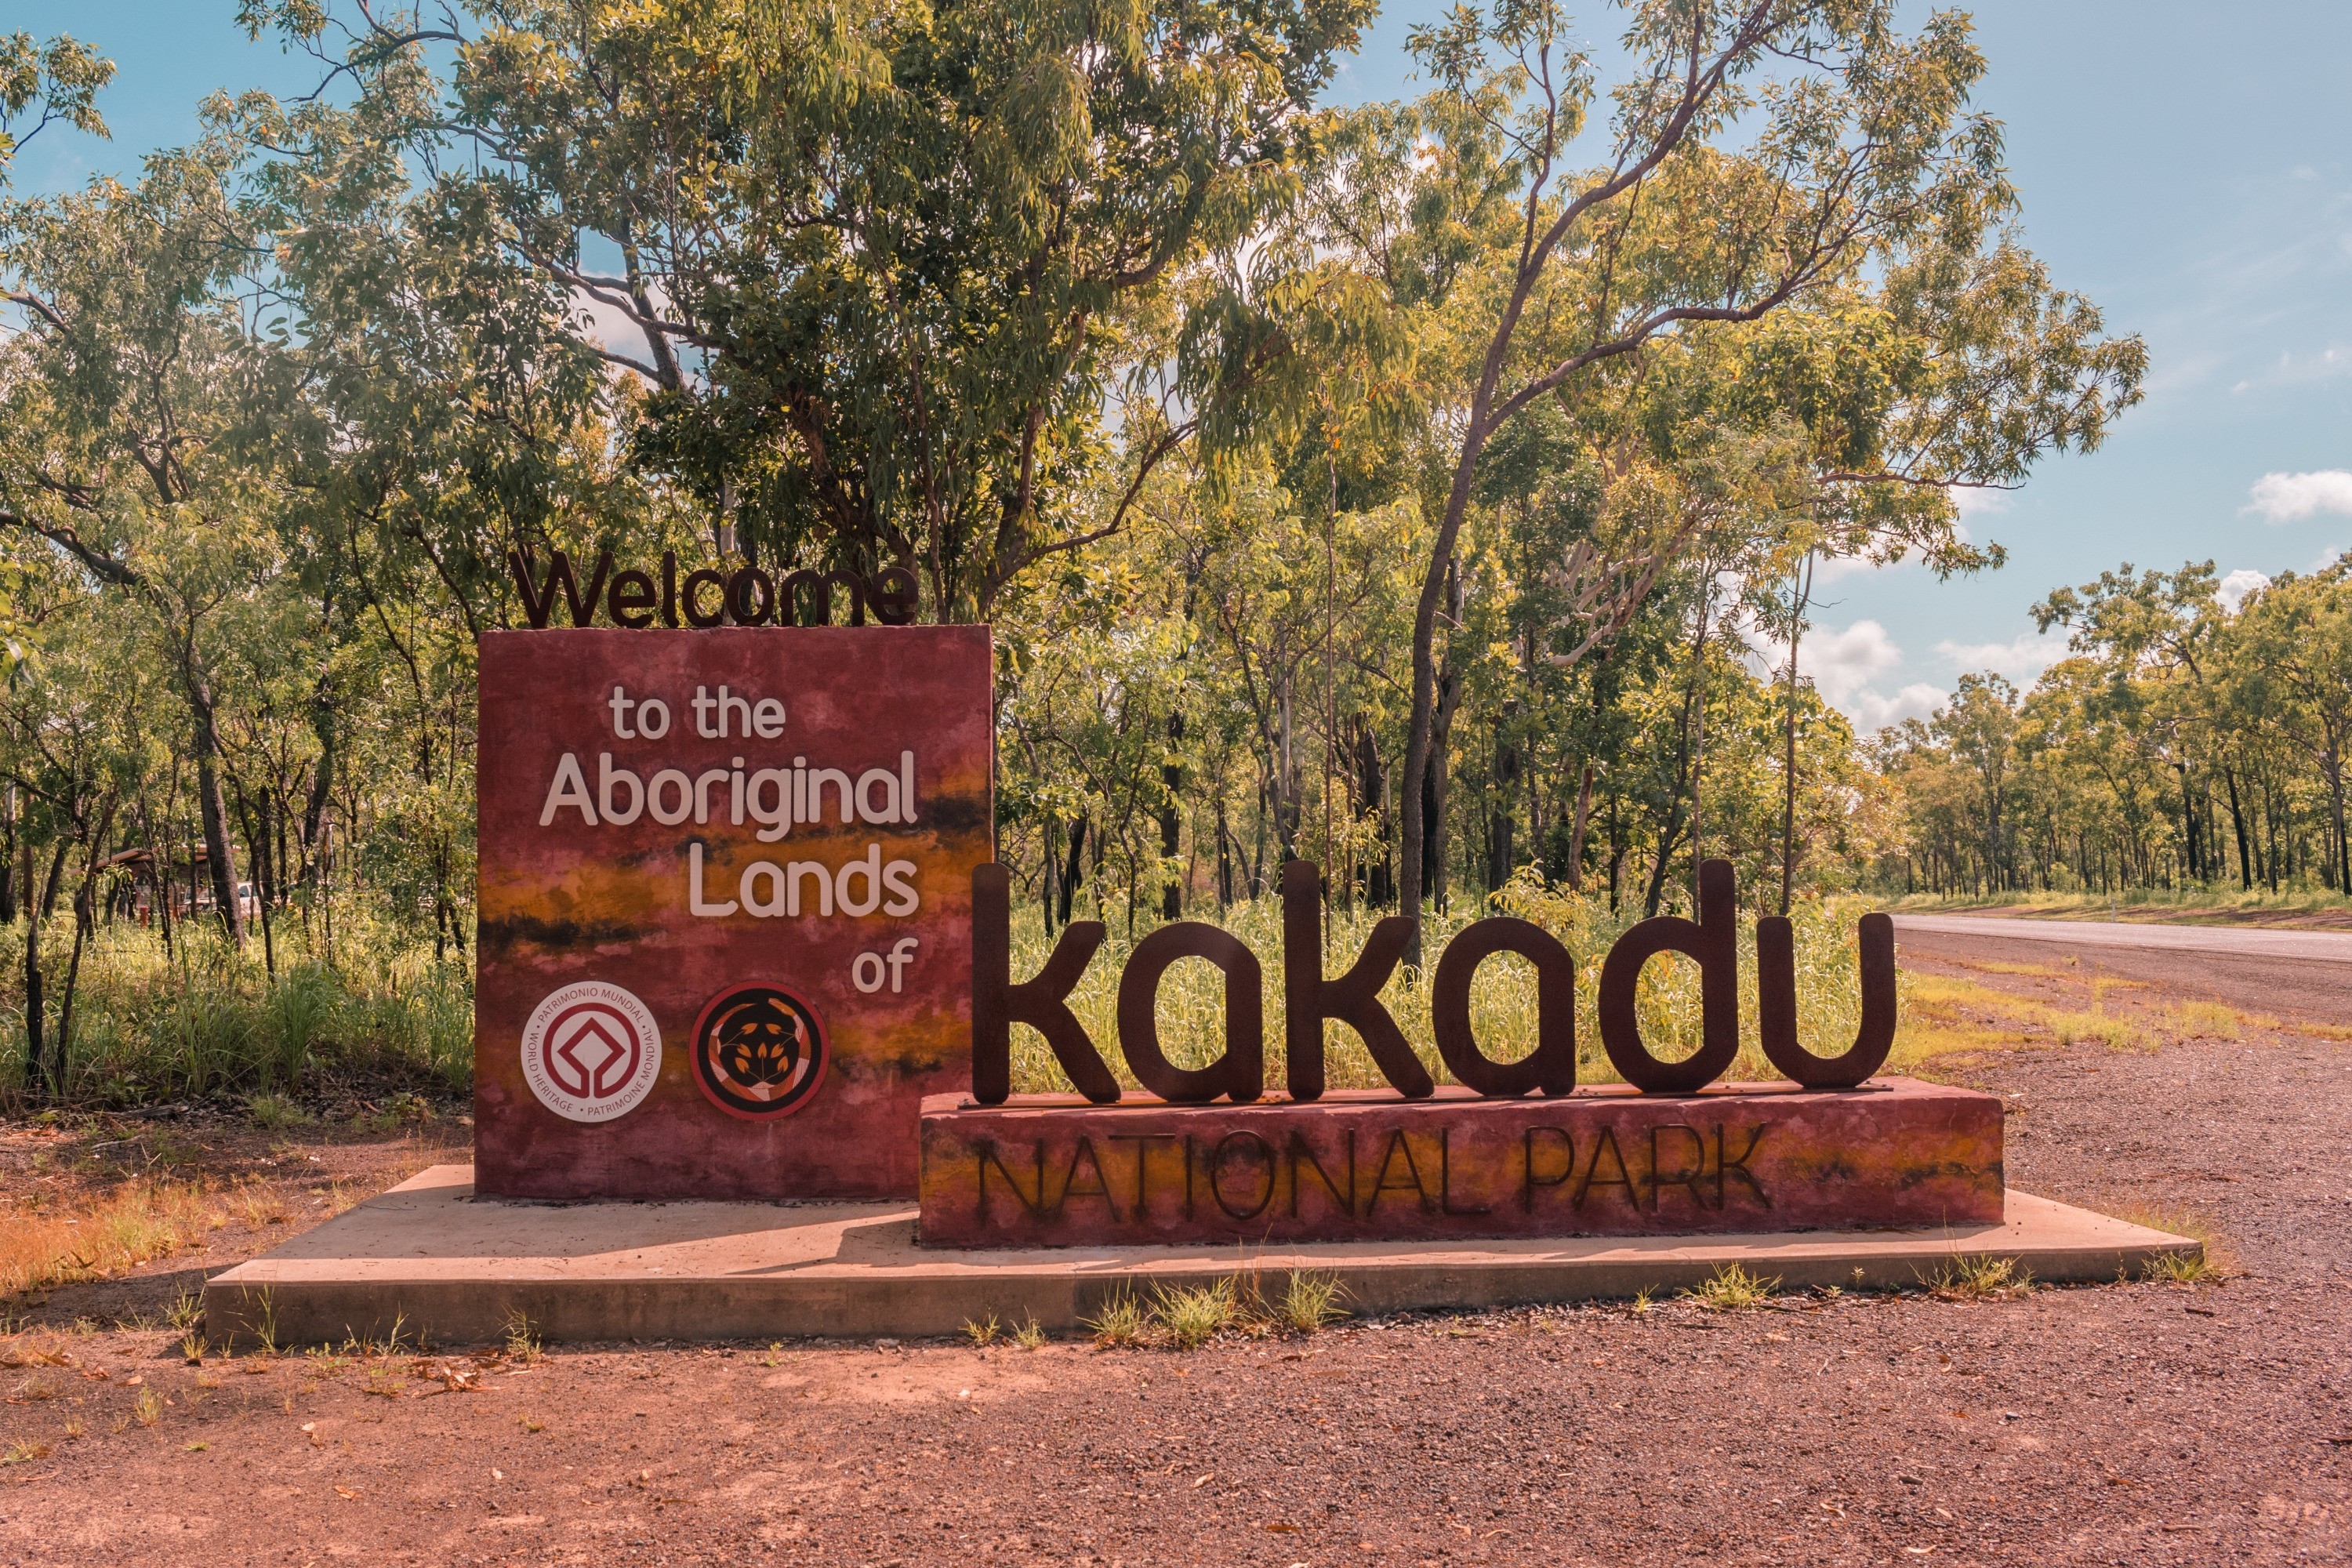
474;624;991;1200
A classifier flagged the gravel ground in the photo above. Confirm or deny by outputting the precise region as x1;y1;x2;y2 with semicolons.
1;942;2347;1566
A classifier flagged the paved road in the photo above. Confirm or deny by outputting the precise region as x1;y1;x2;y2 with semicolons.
1892;913;2352;1023
1893;913;2352;962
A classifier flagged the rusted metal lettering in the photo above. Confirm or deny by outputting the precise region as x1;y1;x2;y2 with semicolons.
1054;1134;1120;1220
971;864;1118;1105
1430;915;1576;1098
1367;1129;1433;1214
1109;1133;1178;1216
1574;1126;1637;1211
1648;1123;1708;1213
1439;1128;1491;1215
1209;1131;1276;1220
1281;862;1429;1101
975;1137;1047;1224
1523;1126;1574;1212
1289;1130;1358;1220
1598;858;1743;1093
1116;923;1264;1104
1715;1123;1769;1209
1758;913;1897;1088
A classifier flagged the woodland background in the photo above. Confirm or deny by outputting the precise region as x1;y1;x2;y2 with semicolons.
6;0;2321;1110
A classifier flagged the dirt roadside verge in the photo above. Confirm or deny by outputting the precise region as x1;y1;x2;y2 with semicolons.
2;945;2347;1566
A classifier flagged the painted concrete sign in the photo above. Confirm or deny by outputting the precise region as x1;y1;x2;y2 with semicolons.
917;858;1998;1247
474;626;990;1200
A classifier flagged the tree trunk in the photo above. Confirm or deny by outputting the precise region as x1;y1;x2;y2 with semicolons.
234;784;276;980
1057;815;1088;925
1780;556;1813;916
1401;554;1465;959
303;695;336;889
1160;711;1184;920
1486;724;1519;897
55;799;118;1090
1565;764;1595;892
21;839;67;1098
0;787;15;927
183;649;243;943
1214;791;1233;910
1422;662;1461;919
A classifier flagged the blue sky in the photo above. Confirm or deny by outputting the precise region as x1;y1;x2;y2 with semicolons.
14;2;2352;729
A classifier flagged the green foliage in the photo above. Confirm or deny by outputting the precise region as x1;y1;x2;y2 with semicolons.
0;3;2151;1112
0;31;114;186
1925;1254;2032;1301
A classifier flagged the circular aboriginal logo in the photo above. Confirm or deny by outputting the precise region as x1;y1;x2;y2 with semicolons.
690;983;829;1121
520;982;663;1123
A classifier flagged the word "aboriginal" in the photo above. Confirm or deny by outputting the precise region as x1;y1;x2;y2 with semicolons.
541;750;918;838
971;858;1897;1102
507;550;919;629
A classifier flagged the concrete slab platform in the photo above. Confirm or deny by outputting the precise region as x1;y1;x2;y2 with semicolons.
203;1164;2199;1347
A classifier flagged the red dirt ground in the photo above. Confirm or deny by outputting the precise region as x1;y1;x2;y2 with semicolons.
1;941;2346;1566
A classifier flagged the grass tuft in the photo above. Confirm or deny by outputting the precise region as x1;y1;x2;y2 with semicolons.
1081;1291;1147;1348
0;1181;221;1299
2141;1249;2224;1286
1277;1269;1348;1334
1152;1280;1238;1349
1925;1254;2033;1301
245;1092;314;1129
503;1308;543;1364
960;1313;1000;1348
1681;1262;1780;1312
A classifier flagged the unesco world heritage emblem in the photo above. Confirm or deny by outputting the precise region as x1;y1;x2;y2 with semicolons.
520;982;663;1123
690;983;829;1120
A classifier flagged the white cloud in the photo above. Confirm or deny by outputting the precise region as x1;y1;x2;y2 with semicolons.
1744;618;1942;733
2244;469;2352;522
1799;619;1904;705
1935;629;2067;684
1945;486;2012;520
1848;683;1947;731
2216;567;2270;612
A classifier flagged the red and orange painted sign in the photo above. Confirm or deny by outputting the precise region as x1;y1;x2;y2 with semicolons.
474;626;990;1200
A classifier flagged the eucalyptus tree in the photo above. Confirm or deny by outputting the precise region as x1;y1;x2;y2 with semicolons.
0;125;274;938
245;0;1374;619
2225;568;2352;894
1349;0;2146;946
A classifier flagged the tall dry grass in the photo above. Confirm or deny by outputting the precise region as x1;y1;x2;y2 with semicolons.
0;910;472;1105
1006;872;1910;1094
0;1179;221;1298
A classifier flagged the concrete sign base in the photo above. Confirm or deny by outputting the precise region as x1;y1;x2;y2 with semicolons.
201;1164;2191;1348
